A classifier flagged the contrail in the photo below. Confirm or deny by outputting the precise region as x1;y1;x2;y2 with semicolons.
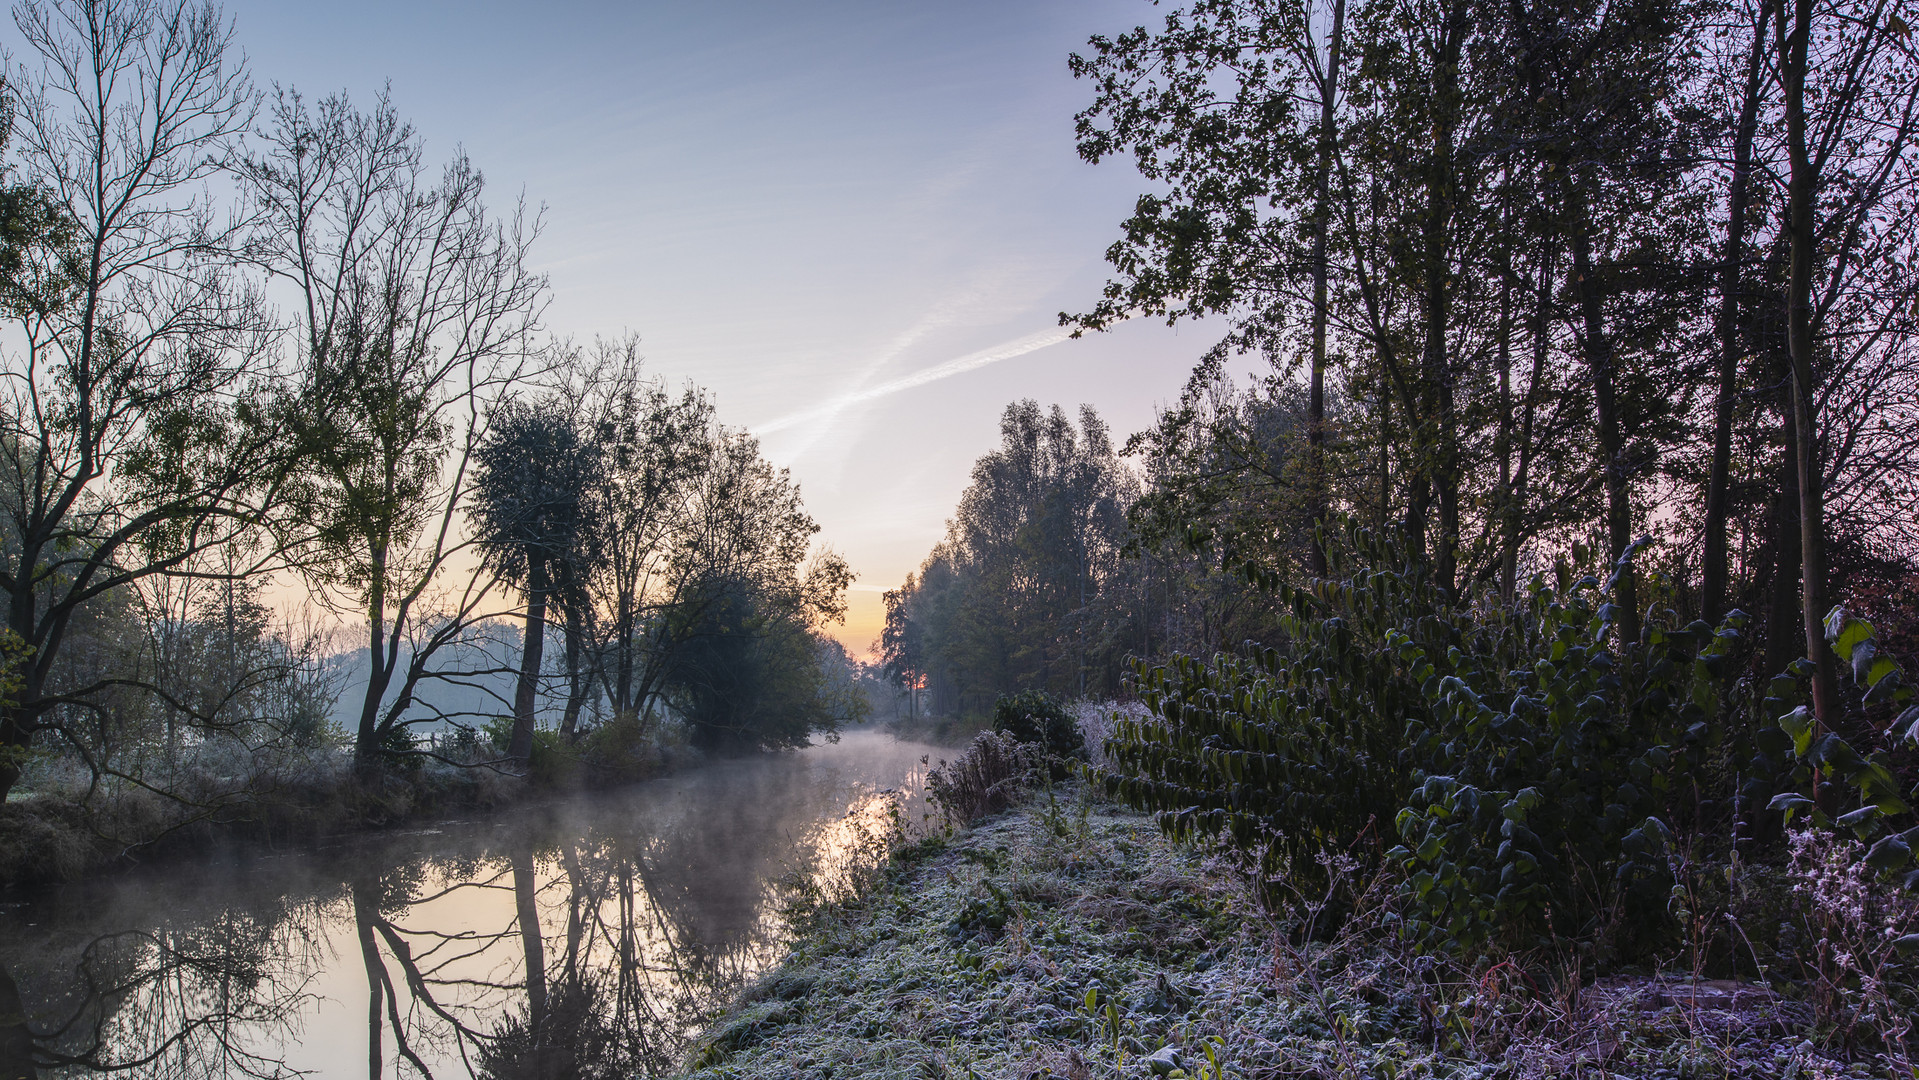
758;325;1075;436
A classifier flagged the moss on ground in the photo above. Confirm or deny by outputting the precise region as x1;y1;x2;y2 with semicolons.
678;789;1878;1080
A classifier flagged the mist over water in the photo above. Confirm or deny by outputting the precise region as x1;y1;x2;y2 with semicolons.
0;729;939;1080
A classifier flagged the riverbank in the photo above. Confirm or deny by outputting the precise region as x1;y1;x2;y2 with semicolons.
0;726;705;888
677;786;1858;1080
0;755;527;887
0;732;941;1079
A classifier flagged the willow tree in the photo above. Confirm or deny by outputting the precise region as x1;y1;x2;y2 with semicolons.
471;396;597;765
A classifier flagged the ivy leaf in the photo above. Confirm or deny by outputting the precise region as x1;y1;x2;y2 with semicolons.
1863;667;1905;705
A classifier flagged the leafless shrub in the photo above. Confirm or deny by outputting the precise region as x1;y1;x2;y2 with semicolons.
923;731;1040;829
1070;699;1143;772
1783;824;1919;1063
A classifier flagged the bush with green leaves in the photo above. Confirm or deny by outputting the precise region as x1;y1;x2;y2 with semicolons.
1766;607;1919;887
990;690;1086;769
1104;525;1769;958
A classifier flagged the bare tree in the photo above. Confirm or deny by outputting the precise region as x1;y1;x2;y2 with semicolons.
566;339;713;727
0;0;288;801
239;87;545;772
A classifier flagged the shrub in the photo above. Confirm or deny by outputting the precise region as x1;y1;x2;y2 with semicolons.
991;690;1085;773
1104;524;1760;958
378;722;424;773
579;712;665;783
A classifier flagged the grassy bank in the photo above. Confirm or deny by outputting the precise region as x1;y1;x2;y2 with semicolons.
679;786;1868;1080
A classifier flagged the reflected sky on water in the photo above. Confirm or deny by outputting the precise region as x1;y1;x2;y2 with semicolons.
0;730;936;1080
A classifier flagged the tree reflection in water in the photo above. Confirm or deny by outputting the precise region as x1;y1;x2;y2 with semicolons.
1;733;932;1080
0;894;325;1080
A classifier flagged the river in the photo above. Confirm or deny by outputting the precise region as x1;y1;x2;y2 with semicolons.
0;729;940;1080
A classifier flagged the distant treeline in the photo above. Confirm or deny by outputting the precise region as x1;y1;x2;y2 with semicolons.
0;1;857;814
881;0;1919;717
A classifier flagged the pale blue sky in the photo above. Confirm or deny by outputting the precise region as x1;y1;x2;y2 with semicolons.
224;0;1230;650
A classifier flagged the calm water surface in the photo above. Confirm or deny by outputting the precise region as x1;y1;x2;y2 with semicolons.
0;730;939;1080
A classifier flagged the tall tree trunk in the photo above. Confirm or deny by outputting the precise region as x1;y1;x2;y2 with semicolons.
509;560;550;764
1705;5;1771;623
1306;0;1347;576
1503;244;1555;597
1569;192;1640;648
1493;173;1516;601
613;594;636;719
1420;2;1468;596
1378;385;1391;529
1778;0;1839;724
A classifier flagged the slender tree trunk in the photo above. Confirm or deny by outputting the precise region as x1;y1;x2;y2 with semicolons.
1778;0;1839;724
1705;6;1770;623
1378;386;1391;530
1764;411;1804;678
1568;188;1640;649
355;557;394;773
1306;0;1347;576
1405;472;1431;566
1503;244;1554;596
560;604;586;740
613;595;636;718
1493;175;1516;601
1420;4;1468;596
509;560;550;764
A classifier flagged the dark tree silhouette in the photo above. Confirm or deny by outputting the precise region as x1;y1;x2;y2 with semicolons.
472;399;599;765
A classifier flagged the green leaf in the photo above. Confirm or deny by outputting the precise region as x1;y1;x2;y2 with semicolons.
1865;835;1912;871
1837;805;1879;832
1779;706;1813;758
1768;793;1815;822
1850;639;1877;681
1825;607;1859;654
1863;668;1904;705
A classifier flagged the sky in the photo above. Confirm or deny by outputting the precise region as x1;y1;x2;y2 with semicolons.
221;0;1233;656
